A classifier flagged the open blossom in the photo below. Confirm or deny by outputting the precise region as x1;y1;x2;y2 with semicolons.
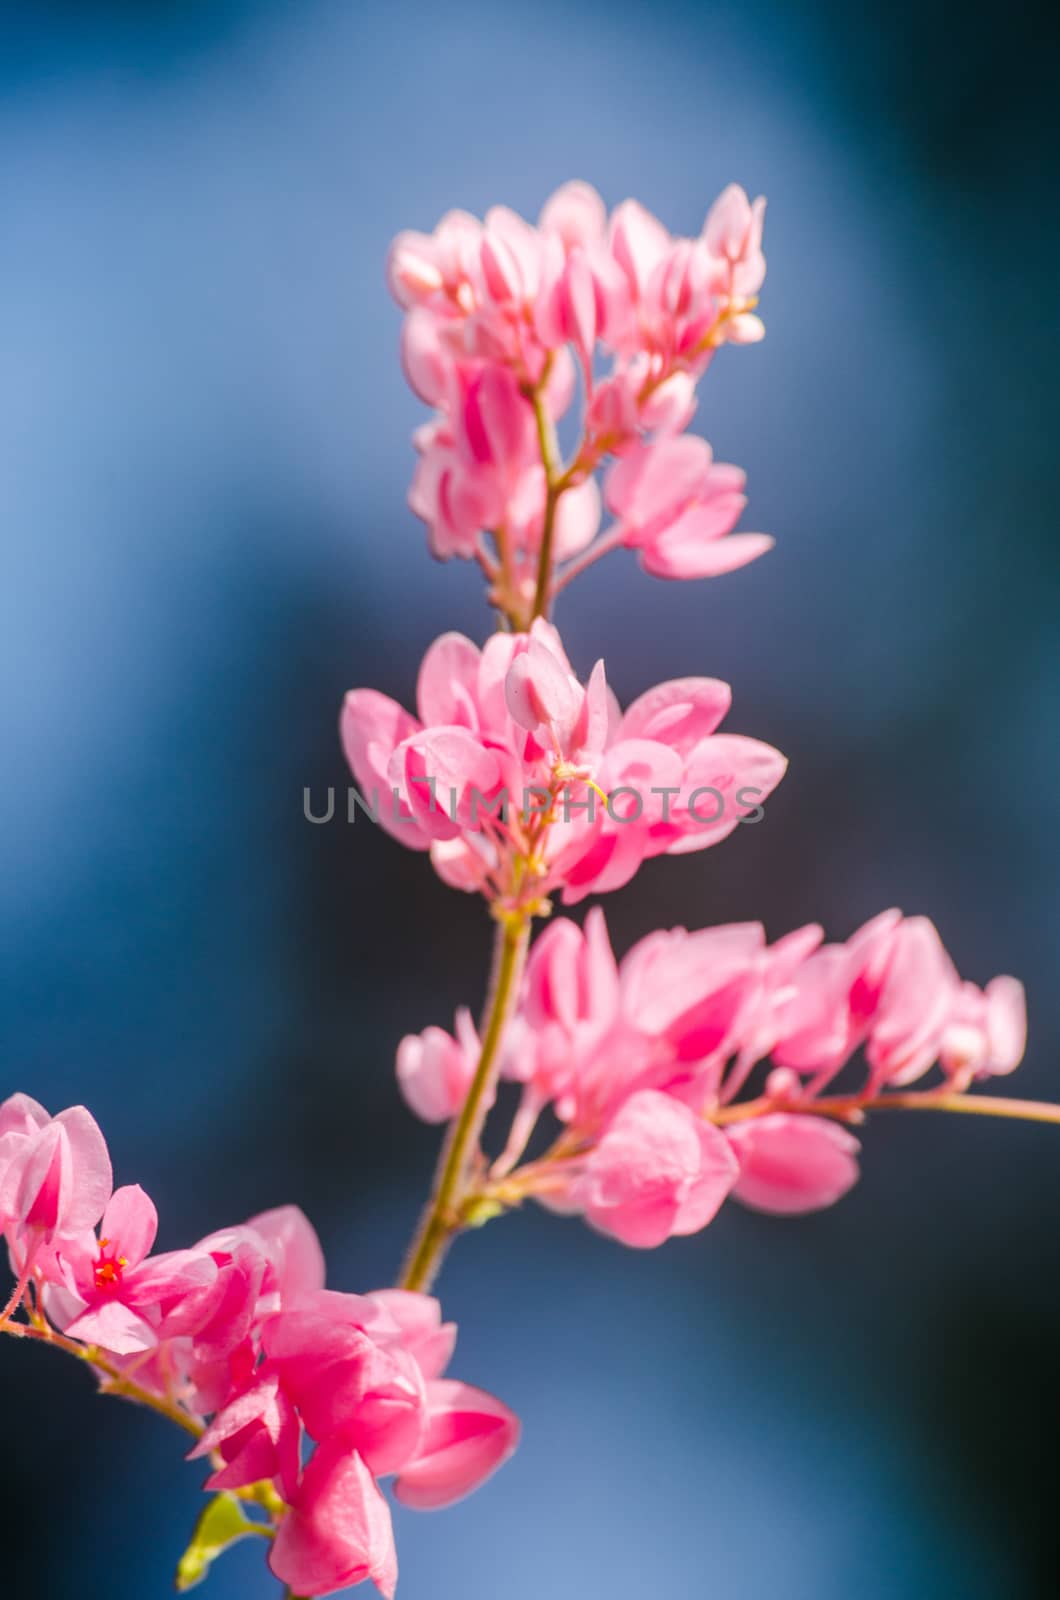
47;1184;217;1356
1;1097;520;1600
388;181;769;609
604;436;773;580
341;618;786;908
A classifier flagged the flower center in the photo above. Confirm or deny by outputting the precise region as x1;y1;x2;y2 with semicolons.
93;1238;128;1295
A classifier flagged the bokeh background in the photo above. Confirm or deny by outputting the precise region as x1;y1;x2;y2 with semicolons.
3;0;1060;1594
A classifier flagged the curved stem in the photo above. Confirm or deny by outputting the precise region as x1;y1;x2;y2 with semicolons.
0;1317;204;1437
399;913;531;1292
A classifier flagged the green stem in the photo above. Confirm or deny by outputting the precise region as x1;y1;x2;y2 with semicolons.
399;913;531;1292
713;1089;1060;1128
530;387;564;622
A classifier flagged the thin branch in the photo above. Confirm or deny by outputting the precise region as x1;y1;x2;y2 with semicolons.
399;912;531;1291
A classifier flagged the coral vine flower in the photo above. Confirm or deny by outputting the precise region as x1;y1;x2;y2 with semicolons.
604;437;774;580
5;1103;111;1249
396;1008;481;1124
341;620;786;909
269;1440;399;1600
726;1115;861;1215
397;908;1028;1247
392;1379;521;1510
2;1090;524;1598
188;1371;302;1501
569;1089;739;1248
2;175;1047;1600
388;180;770;611
51;1184;216;1356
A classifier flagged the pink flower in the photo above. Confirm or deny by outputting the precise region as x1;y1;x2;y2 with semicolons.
939;976;1027;1082
243;1204;328;1308
0;1094;50;1231
388;182;769;591
396;1009;481;1124
262;1291;427;1474
49;1184;216;1356
269;1440;398;1600
703;184;767;301
188;1371;301;1501
865;916;960;1087
341;620;786;908
567;1089;738;1248
604;437;773;580
363;1288;457;1381
539;180;608;252
725;1114;861;1215
4;1104;111;1257
386;210;482;313
770;909;905;1083
166;1228;269;1361
393;1379;521;1510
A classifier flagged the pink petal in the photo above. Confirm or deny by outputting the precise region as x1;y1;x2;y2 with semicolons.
984;976;1027;1075
365;1289;458;1382
386;230;443;307
505;636;579;735
245;1205;327;1302
64;1297;157;1356
579;1090;737;1248
340;690;429;849
552;476;601;562
604;436;711;527
609;199;672;297
52;1107;112;1235
396;1020;480;1124
0;1094;49;1138
539;180;607;250
393;1379;521;1511
673;1119;744;1235
415;631;483;729
126;1247;217;1311
868;917;960;1085
703;183;754;260
672;734;788;849
269;1441;397;1600
399;308;449;405
100;1184;157;1269
642;529;773;581
727;1114;861;1215
619;677;732;750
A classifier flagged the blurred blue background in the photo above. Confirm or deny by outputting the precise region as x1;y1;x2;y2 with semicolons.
3;0;1059;1594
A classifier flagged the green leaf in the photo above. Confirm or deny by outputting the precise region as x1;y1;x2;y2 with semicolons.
175;1493;270;1591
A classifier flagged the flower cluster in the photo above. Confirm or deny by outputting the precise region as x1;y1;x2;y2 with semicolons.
389;181;770;619
342;618;785;909
397;909;1027;1246
0;1095;517;1597
6;177;1048;1600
